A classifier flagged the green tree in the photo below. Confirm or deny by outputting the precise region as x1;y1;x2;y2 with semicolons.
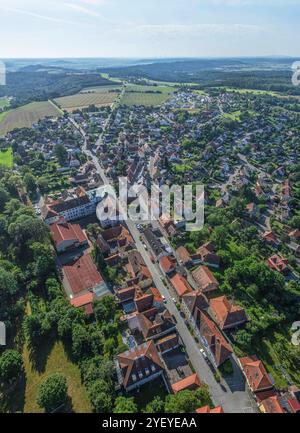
54;144;68;166
113;396;137;413
0;186;9;212
144;396;165;413
87;380;113;413
23;173;37;196
37;373;68;412
0;350;24;383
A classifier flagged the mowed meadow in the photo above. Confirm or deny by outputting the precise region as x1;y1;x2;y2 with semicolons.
0;101;61;136
120;84;176;106
54;86;121;111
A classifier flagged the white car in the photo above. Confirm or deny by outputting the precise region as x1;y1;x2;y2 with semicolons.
172;298;177;304
200;348;208;359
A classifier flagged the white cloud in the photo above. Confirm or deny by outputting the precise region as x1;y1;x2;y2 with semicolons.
132;23;265;37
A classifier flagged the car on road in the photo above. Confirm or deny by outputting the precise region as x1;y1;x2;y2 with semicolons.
200;348;208;359
172;298;177;304
162;295;166;303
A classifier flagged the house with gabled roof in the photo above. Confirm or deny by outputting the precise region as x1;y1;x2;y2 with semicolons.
209;296;248;330
195;309;233;367
50;218;88;253
238;355;274;394
192;265;219;293
116;341;165;392
171;373;201;394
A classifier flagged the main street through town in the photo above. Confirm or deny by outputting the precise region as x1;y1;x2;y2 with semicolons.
68;99;258;414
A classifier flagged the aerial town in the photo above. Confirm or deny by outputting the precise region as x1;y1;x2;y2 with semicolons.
0;0;300;420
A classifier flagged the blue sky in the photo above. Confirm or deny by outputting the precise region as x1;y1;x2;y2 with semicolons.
0;0;300;58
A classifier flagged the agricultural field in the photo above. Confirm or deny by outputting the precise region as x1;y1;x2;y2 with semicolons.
80;85;122;93
0;147;13;168
54;90;119;111
0;101;61;136
121;84;175;106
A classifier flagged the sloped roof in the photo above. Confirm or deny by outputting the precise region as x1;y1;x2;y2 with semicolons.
239;355;273;392
210;296;247;329
171;374;201;394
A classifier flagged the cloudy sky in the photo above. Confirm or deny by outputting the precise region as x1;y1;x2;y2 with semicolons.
0;0;299;58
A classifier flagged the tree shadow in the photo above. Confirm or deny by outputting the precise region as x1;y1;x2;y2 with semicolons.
1;374;26;413
28;338;55;374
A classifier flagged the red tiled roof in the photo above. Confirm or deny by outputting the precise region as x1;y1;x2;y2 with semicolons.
170;273;193;297
267;255;288;273
159;255;177;273
117;341;164;389
192;266;219;293
171;374;201;394
260;396;285;414
70;293;94;316
210;296;247;330
287;398;300;413
196;406;224;414
63;254;103;296
239;355;273;393
50;219;87;247
195;309;233;366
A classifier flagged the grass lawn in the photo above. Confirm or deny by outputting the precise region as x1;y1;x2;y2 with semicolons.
0;147;13;168
20;341;92;413
0;97;9;109
223;111;242;122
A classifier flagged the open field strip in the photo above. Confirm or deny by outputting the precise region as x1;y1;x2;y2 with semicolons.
0;101;61;136
54;91;119;111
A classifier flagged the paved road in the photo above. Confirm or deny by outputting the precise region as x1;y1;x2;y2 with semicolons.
68;106;257;414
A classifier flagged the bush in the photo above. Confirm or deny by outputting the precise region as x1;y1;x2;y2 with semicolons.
37;373;68;412
0;350;23;383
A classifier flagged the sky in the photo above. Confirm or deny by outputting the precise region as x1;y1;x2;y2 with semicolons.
0;0;300;58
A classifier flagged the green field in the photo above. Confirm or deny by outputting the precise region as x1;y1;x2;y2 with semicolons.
0;101;61;136
0;97;9;109
0;147;13;168
18;341;92;413
80;85;122;93
54;90;119;111
223;110;242;121
121;84;175;106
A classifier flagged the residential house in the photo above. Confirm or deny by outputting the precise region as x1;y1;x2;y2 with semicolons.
196;406;224;414
171;374;201;394
170;273;193;298
197;242;220;268
259;395;285;414
262;231;278;245
238;355;274;394
70;293;94;316
136;309;176;341
116;341;165;392
209;296;248;330
195;309;233;367
62;254;109;299
156;333;180;355
267;254;289;274
159;255;177;276
182;290;209;323
192;265;219;294
50;219;88;253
